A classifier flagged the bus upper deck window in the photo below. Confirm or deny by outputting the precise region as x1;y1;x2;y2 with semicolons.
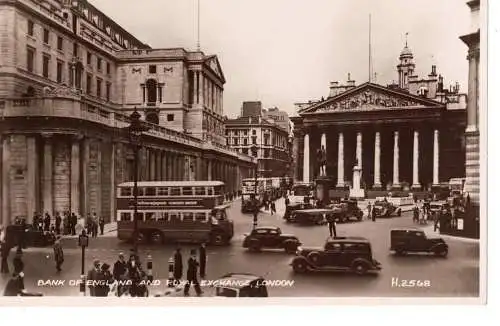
145;187;156;196
182;187;193;196
120;188;132;197
133;188;145;197
145;212;155;221
183;212;194;222
158;187;169;196
207;187;214;196
194;187;206;196
171;187;181;196
214;187;222;195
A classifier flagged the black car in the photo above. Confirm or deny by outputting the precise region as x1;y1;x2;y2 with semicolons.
287;209;330;225
291;237;382;275
373;200;402;217
328;200;364;223
242;226;301;253
4;224;55;249
283;202;314;221
390;228;448;257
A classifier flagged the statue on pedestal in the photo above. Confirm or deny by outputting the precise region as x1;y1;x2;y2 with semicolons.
316;146;327;177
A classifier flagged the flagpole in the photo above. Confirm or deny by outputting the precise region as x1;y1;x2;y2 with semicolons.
368;14;372;83
196;0;200;51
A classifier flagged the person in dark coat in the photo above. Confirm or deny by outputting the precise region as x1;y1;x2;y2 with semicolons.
54;212;62;235
270;201;276;215
70;212;77;235
326;212;337;238
199;243;207;279
13;250;24;275
96;263;113;297
91;213;98;238
53;237;64;272
1;240;10;274
43;213;51;232
127;255;142;297
174;248;183;284
87;259;101;297
285;196;290;207
99;217;105;235
112;253;127;297
184;249;202;296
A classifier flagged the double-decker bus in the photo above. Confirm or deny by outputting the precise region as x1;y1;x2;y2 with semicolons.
240;178;273;213
116;181;233;246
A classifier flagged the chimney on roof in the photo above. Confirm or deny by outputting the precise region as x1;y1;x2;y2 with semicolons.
431;65;437;76
346;73;355;88
455;81;460;93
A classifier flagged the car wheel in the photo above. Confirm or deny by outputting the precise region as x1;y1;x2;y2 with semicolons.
395;247;406;256
249;239;261;252
352;261;368;275
293;259;307;273
211;233;226;246
137;231;146;245
434;247;448;257
150;230;164;245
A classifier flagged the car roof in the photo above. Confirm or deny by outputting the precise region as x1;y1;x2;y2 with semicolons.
391;228;422;232
217;273;264;288
295;209;333;213
253;226;279;231
326;236;370;243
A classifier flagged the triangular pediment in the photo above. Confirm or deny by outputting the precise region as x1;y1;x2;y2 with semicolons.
205;55;225;83
300;82;443;114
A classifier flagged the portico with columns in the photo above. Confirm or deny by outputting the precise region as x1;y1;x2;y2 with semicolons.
291;82;466;197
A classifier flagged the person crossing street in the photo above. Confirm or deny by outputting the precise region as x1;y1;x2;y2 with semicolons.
174;247;183;285
184;249;202;296
199;243;207;279
53;236;64;272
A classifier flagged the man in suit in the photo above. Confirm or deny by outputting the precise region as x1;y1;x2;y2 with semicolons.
199;243;207;279
174;247;183;284
53;236;64;272
87;259;101;296
112;253;127;296
184;249;202;296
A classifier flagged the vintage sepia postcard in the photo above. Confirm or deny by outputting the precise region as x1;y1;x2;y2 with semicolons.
0;0;487;306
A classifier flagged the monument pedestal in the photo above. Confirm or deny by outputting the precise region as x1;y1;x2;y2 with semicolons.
315;176;335;207
349;166;365;199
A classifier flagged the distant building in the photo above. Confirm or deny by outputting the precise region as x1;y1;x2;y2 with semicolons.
241;101;263;117
225;115;291;178
262;107;291;133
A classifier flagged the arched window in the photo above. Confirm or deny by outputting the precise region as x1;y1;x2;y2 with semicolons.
146;79;157;103
145;112;159;124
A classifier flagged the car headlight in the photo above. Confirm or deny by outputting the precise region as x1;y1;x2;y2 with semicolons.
296;247;303;255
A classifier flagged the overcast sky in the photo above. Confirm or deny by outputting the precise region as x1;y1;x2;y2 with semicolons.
90;0;471;118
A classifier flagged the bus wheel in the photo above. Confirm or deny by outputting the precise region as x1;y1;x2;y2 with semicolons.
211;233;225;246
150;231;164;245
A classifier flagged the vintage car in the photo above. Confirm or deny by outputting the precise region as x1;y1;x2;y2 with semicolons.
4;224;56;249
283;202;314;221
213;273;269;297
372;200;402;217
291;237;382;275
327;200;364;223
287;209;330;225
429;201;450;214
390;228;448;257
242;226;301;253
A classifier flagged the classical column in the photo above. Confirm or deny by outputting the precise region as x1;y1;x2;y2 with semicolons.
412;130;421;189
26;136;38;223
149;149;155;180
109;142;116;222
160;152;166;181
373;131;381;188
336;132;344;187
356;132;362;168
199;73;204;107
167;152;174;181
42;134;53;215
81;138;90;217
433;129;440;185
156;150;162;181
1;136;11;226
392;131;400;188
292;136;300;182
320;133;326;149
303;133;310;183
70;138;80;216
194;72;199;104
207;159;212;181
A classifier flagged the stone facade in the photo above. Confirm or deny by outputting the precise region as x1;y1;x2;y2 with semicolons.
0;0;255;226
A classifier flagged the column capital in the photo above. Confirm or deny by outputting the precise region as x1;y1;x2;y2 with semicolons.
41;132;54;139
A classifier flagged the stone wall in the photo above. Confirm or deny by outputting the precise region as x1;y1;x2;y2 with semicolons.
53;139;71;214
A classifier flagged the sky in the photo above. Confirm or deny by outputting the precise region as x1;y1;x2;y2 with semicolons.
90;0;471;118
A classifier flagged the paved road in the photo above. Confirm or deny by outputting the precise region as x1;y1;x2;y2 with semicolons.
0;198;479;297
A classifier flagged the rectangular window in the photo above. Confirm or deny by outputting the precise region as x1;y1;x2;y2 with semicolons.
120;212;132;221
233;138;238;145
157;187;169;196
120;188;132;196
57;36;63;50
26;47;35;72
97;57;102;71
27;20;34;36
167;114;174;121
42;54;50;78
243;138;248;146
106;82;111;101
194;187;206;196
145;187;156;196
96;78;102;97
73;42;78;56
252;137;257;145
43;28;49;44
170;187;181;196
56;60;63;83
182;212;194;222
252;130;256;135
182;187;193;196
106;62;111;74
149;65;156;74
87;52;92;65
86;73;92;94
195;212;207;222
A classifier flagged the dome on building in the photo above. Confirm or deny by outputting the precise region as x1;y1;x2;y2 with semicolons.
400;45;413;57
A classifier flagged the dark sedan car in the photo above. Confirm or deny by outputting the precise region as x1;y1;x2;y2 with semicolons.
243;226;301;253
4;224;55;249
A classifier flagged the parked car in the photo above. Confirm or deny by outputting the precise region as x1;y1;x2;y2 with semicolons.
283;202;314;221
390;228;448;257
291;237;382;275
4;224;55;249
213;273;269;297
373;200;402;217
243;226;301;253
287;209;330;225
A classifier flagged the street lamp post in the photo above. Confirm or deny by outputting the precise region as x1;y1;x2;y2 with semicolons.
78;230;89;296
126;110;150;256
251;145;258;229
